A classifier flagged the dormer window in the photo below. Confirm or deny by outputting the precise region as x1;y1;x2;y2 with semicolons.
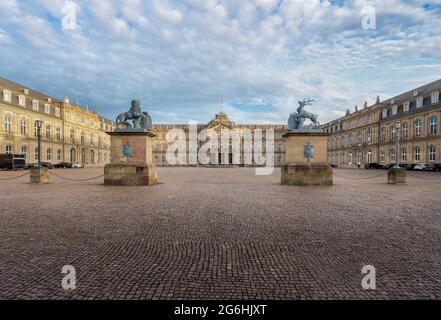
403;101;409;112
23;89;29;95
44;103;50;114
3;90;11;102
413;90;418;97
32;100;39;111
392;105;397;115
18;95;26;106
55;107;60;117
382;109;388;119
416;97;423;108
391;98;395;104
431;91;439;104
47;97;52;103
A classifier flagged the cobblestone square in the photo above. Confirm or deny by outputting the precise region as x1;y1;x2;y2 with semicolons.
0;167;440;299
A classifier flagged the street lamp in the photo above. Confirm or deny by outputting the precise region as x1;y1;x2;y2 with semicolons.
395;121;401;169
35;120;43;168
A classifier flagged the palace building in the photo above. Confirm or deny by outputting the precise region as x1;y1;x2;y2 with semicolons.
0;77;114;166
150;112;288;166
3;75;440;169
323;79;441;167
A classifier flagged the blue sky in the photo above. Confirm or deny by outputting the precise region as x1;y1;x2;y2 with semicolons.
0;0;440;124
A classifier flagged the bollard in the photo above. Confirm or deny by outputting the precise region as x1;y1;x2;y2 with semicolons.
30;166;49;184
388;167;407;184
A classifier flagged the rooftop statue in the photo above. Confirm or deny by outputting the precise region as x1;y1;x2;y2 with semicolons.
115;100;152;131
288;98;320;131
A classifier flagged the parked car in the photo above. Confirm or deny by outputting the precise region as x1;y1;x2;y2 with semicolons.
402;163;416;170
364;163;383;169
435;164;441;171
422;164;437;172
329;163;338;168
54;162;74;168
0;154;26;170
26;162;54;169
71;162;83;168
383;163;395;170
413;164;426;171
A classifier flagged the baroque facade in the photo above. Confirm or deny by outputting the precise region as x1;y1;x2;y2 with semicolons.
0;77;114;166
151;112;287;166
324;79;441;167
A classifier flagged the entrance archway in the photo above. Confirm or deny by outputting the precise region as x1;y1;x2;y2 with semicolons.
70;148;76;162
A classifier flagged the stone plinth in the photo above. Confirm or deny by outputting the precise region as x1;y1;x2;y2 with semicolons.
281;131;333;186
388;167;407;184
30;167;49;184
104;131;158;186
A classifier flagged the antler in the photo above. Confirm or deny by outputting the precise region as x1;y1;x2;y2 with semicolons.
302;97;316;104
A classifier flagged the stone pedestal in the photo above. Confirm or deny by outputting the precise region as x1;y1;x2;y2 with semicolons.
30;167;49;184
104;131;158;186
281;131;333;186
388;167;407;184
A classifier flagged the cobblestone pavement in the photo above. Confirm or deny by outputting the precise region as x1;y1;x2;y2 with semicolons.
0;167;440;299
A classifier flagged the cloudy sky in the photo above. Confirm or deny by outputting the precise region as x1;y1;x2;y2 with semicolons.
0;0;440;124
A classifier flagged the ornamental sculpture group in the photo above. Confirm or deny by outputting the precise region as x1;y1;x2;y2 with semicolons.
103;98;333;186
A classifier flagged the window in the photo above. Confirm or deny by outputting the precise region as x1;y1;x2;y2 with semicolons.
380;127;386;142
46;148;51;161
429;146;436;162
348;153;353;165
432;92;439;104
403;101;409;112
415;119;422;136
55;107;61;117
414;146;421;162
357;131;362;145
32;100;39;111
416;97;423;108
3;90;11;102
4;116;12;133
402;123;408;139
90;134;94;146
81;131;85;144
430;116;437;135
390;148;396;163
21;146;27;159
18;95;26;106
44;104;50;114
368;113;373;123
70;128;75;143
382;109;388;118
358;117;363;125
367;150;373;163
20;119;27;135
367;129;372;144
348;134;352;146
391;126;396;140
392;105;397;115
46;125;51;139
56;127;61;141
5;145;12;155
401;148;407;162
57;149;62;161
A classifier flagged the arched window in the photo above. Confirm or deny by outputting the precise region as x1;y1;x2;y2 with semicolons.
401;148;407;162
4;115;12;133
367;129;372;144
380;127;386;142
20;119;27;135
430;116;437;135
391;125;396;140
414;146;421;162
415;119;422;136
402;123;408;139
429;146;436;162
5;145;12;154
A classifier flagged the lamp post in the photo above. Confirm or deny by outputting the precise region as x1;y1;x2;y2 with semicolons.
395;121;401;169
35;120;43;168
